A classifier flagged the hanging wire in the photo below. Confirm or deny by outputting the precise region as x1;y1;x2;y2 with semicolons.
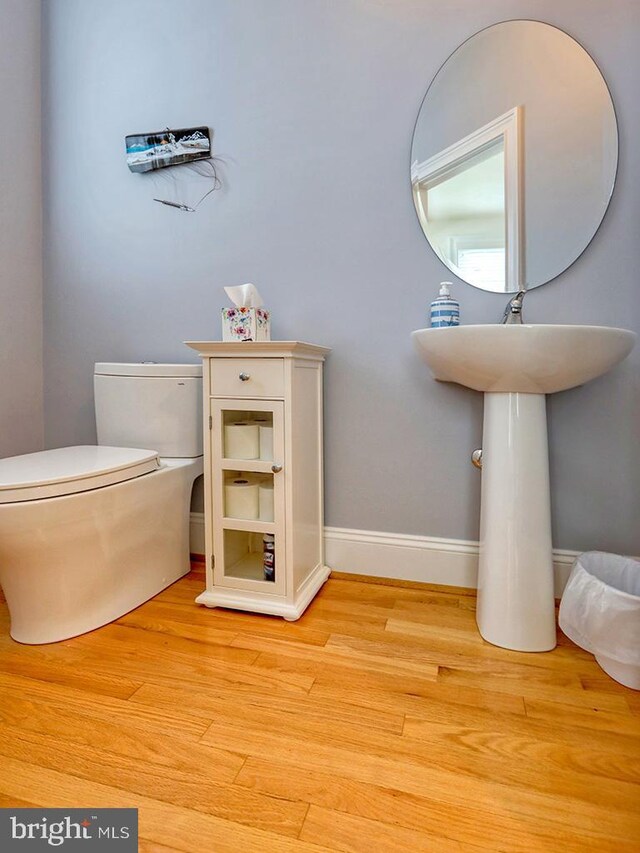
153;155;223;213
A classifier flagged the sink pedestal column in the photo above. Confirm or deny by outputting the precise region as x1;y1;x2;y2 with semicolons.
477;392;557;651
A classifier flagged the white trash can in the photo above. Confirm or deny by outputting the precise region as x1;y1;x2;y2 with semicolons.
559;552;640;690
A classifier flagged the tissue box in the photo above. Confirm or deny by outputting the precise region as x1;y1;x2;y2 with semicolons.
222;307;271;342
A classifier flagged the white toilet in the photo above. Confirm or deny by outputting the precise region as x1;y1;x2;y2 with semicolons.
0;362;204;644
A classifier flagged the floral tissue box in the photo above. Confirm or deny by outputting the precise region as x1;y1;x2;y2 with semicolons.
221;307;271;342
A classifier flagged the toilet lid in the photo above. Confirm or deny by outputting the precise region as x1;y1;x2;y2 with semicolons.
0;446;160;504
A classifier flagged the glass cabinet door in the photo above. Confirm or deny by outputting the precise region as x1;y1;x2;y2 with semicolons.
209;398;285;595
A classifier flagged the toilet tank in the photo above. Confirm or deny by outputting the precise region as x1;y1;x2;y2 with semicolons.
94;363;203;458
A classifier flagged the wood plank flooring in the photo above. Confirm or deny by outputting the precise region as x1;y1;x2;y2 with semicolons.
0;564;638;852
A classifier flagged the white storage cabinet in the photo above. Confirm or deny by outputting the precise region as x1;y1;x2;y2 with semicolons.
185;341;330;620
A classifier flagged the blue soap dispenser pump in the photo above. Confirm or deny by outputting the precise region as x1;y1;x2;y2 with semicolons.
430;281;460;328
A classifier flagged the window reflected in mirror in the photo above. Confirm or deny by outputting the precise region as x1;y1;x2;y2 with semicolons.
412;105;523;293
414;137;507;291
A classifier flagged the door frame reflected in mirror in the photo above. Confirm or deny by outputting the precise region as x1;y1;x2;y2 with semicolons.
411;106;524;292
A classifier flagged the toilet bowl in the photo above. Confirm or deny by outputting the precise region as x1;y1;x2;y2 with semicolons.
0;363;203;644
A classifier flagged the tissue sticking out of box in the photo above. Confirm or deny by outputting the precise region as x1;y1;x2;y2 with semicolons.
224;283;264;308
222;283;271;342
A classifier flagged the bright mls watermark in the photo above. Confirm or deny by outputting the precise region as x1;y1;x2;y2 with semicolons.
0;809;138;851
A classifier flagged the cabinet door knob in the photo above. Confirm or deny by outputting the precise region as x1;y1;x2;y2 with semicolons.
271;464;283;473
239;372;250;381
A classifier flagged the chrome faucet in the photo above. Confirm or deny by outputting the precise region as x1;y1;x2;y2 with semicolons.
501;290;526;324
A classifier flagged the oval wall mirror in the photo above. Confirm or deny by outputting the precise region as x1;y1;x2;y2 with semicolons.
410;20;618;293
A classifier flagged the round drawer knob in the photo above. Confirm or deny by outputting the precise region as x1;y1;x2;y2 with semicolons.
239;372;251;382
271;464;283;473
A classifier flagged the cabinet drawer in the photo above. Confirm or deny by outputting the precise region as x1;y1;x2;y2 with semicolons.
210;358;284;398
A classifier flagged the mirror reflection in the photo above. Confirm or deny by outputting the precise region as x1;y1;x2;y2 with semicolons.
411;21;618;293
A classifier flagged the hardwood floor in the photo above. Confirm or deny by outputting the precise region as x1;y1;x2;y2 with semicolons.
0;563;638;852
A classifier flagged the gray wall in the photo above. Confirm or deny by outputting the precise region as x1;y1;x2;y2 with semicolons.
42;0;640;554
0;0;43;457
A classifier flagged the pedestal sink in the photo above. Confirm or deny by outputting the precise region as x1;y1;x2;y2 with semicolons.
412;324;636;652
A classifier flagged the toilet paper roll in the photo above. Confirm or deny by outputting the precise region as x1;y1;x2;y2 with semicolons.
225;478;259;520
259;425;274;461
224;471;261;486
224;422;260;459
259;480;274;522
225;471;262;483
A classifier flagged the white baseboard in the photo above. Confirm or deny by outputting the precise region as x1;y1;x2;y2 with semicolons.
325;526;579;597
189;512;206;556
189;513;578;596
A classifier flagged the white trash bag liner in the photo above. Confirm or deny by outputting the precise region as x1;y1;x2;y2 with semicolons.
559;551;640;690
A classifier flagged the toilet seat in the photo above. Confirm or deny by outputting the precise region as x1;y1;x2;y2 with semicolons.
0;445;160;504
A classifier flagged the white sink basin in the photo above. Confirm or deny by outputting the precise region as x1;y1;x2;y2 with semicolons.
412;324;636;394
412;323;636;653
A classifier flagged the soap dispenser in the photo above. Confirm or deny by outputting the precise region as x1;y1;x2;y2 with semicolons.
430;281;460;328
